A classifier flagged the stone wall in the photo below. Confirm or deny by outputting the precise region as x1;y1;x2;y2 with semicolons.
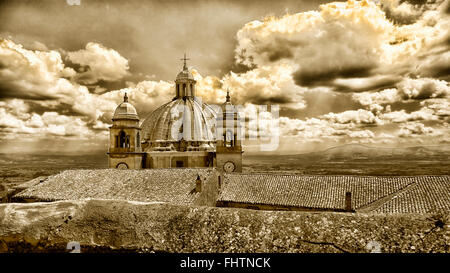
0;200;448;253
108;153;142;169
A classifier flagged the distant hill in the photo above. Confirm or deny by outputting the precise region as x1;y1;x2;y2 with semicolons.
295;144;450;161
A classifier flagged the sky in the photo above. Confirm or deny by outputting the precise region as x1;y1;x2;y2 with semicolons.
0;0;449;154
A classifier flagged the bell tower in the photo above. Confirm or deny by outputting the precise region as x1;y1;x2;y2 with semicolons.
107;93;144;169
216;90;243;173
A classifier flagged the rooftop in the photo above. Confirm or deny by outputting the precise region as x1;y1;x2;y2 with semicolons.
217;174;450;213
12;170;450;214
14;168;216;205
373;177;450;213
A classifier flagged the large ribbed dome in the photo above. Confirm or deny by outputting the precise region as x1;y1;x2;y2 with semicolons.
141;97;217;144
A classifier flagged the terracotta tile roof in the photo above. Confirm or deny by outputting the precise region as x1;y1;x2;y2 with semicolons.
14;169;215;205
374;176;450;213
15;170;450;214
218;174;450;212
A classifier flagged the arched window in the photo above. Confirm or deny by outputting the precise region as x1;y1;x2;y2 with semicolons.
119;131;126;148
126;135;130;148
226;129;233;147
136;132;140;147
116;162;128;169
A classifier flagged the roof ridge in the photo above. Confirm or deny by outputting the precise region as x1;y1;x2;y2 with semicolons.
356;181;419;212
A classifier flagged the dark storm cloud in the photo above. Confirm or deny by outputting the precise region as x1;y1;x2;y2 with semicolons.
416;49;450;80
380;0;443;25
249;95;294;105
0;84;56;100
26;101;84;117
381;1;422;25
401;0;428;4
332;74;403;93
433;66;450;79
389;100;423;112
299;91;365;119
293;66;374;88
255;38;302;63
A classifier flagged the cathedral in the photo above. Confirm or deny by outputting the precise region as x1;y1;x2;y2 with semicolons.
107;56;243;173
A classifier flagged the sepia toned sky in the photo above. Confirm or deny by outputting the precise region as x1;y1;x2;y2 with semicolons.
0;0;449;154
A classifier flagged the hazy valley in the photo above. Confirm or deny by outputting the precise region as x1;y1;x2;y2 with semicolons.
0;144;448;191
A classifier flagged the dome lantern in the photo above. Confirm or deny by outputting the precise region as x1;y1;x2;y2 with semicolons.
175;53;196;98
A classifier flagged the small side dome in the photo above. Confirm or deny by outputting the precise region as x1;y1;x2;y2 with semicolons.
113;93;139;120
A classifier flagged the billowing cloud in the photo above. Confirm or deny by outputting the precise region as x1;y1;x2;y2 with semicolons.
398;121;436;137
0;39;121;120
421;98;450;118
416;50;450;80
323;109;380;125
102;80;174;119
380;108;437;123
352;87;400;106
0;1;449;153
236;0;391;87
222;64;307;109
67;42;129;84
0;98;103;140
352;77;450;107
397;77;449;100
0;39;76;100
234;0;450;92
0;39;122;143
380;0;427;24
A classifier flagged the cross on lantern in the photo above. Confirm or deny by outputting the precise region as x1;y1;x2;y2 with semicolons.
180;53;190;69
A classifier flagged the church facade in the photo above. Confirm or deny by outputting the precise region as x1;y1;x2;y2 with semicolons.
107;57;243;173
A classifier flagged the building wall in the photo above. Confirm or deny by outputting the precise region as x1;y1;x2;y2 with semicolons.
108;153;142;169
146;151;214;169
108;118;142;169
147;155;171;168
109;128;139;150
109;121;141;152
216;201;349;212
216;149;243;173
